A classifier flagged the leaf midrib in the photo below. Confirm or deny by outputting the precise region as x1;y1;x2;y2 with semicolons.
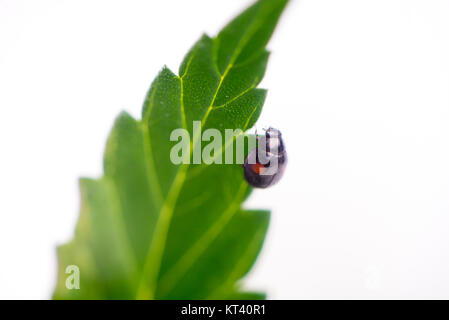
136;8;268;299
157;181;248;297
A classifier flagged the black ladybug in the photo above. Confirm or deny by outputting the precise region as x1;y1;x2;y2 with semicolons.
243;128;287;188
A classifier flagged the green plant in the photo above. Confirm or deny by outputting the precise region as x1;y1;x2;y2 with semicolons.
54;0;289;300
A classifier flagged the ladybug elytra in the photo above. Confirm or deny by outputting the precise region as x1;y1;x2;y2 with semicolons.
243;127;287;188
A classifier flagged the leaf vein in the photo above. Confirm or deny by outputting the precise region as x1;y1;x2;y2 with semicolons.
157;181;248;297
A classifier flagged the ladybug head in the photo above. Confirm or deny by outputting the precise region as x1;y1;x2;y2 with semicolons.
265;127;281;138
263;127;285;155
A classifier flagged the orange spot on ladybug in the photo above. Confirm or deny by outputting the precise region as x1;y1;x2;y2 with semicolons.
252;162;266;174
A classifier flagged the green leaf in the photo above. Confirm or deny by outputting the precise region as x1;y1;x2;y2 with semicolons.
54;0;289;300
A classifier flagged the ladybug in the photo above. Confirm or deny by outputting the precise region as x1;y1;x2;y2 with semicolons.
243;127;287;188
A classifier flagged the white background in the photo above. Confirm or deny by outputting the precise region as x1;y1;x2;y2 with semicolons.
1;0;448;299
